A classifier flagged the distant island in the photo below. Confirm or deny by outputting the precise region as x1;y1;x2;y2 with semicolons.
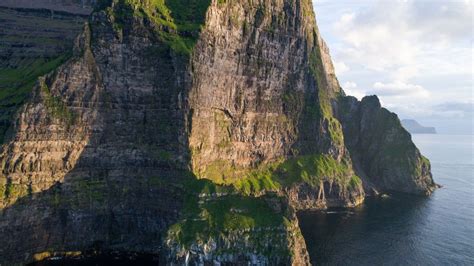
402;119;437;134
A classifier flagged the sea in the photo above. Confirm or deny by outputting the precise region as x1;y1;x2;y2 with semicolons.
298;134;474;265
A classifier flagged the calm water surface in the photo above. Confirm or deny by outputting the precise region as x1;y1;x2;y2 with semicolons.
298;134;474;265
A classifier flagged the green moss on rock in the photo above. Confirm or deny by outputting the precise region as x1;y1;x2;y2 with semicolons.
197;154;358;196
101;0;211;55
40;79;76;126
349;175;362;189
167;194;285;246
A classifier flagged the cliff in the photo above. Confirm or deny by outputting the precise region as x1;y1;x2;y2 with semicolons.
0;0;436;265
0;0;94;15
337;96;436;195
0;6;88;143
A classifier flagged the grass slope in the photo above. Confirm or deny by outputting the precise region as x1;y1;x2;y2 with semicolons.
100;0;210;55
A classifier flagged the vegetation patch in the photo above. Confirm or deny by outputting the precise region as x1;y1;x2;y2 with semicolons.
308;48;331;117
327;117;344;146
275;154;354;187
308;42;346;147
167;194;286;246
2;181;29;203
198;154;358;196
165;174;293;256
101;0;211;55
169;154;362;253
349;175;362;189
233;166;282;196
40;79;75;126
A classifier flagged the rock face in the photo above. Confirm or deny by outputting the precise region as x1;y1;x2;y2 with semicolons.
0;0;436;265
0;11;189;264
188;0;364;209
0;0;95;15
337;96;436;195
0;6;88;143
190;0;322;170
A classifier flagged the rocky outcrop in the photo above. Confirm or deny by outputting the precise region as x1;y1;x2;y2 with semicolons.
337;96;437;195
286;179;364;210
0;23;101;209
0;7;88;143
0;0;435;265
190;0;316;170
164;193;310;265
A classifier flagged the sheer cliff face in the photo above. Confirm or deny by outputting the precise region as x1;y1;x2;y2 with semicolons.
0;7;88;143
190;0;322;171
337;96;436;195
0;0;435;264
0;9;190;264
190;0;343;173
0;26;100;209
189;0;364;208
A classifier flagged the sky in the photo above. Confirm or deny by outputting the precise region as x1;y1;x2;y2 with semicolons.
312;0;473;134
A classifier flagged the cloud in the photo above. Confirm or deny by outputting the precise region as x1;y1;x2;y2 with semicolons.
334;61;350;74
333;3;420;73
313;0;472;130
369;81;430;98
389;101;474;121
342;81;365;100
409;0;473;42
331;0;472;79
432;102;474;119
343;81;357;90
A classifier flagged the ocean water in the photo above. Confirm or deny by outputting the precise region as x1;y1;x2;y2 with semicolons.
298;134;474;265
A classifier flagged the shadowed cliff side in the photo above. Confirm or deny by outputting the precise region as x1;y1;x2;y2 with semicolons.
0;5;193;263
336;95;437;195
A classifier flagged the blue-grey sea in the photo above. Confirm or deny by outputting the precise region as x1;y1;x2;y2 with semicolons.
298;134;474;265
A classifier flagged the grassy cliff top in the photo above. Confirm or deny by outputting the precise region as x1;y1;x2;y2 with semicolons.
98;0;211;54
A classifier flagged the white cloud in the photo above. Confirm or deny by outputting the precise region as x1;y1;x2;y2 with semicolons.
342;81;365;100
334;4;420;73
343;81;357;90
370;81;430;98
432;102;474;119
390;101;474;121
334;61;350;74
330;0;472;79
